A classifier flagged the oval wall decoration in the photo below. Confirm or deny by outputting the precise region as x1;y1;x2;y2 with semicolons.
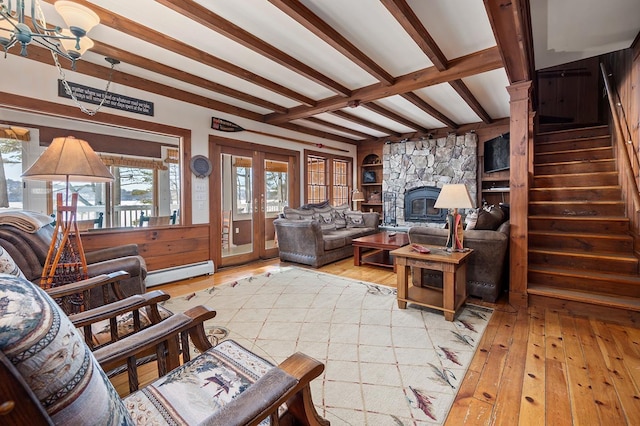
190;155;212;178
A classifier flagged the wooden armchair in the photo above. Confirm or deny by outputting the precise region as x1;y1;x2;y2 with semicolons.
0;274;329;426
46;270;173;351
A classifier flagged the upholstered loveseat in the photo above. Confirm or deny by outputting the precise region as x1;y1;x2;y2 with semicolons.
0;221;147;308
274;202;379;267
408;205;510;302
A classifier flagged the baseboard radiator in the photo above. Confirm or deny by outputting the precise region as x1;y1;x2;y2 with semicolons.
145;260;214;287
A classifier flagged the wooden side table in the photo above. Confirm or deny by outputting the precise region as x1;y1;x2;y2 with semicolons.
390;245;472;321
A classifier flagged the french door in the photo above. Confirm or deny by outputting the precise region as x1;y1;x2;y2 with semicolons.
214;139;298;268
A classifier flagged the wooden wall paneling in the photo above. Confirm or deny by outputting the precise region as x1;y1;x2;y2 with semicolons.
506;81;533;307
80;225;210;271
605;48;640;255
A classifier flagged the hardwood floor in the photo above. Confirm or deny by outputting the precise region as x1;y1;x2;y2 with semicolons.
124;257;640;425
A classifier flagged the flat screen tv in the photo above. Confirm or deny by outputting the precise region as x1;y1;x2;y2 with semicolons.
484;133;510;173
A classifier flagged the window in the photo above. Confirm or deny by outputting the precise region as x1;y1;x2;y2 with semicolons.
305;151;352;206
332;159;349;206
0;128;181;228
307;155;326;204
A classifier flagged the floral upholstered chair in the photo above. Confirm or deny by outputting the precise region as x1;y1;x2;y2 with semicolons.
0;274;328;426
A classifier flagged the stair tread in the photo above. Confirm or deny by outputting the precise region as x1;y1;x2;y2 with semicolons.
536;135;611;144
535;146;612;155
536;124;609;136
527;284;640;311
529;265;640;282
534;171;617;178
529;215;629;221
529;230;632;240
529;247;638;261
529;200;623;205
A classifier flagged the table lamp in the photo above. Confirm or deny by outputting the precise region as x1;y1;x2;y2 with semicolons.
352;189;365;210
22;136;114;291
434;184;474;251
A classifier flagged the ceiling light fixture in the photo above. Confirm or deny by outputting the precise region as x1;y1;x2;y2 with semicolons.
0;1;119;116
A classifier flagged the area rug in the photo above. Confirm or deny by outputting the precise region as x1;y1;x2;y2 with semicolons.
161;266;492;425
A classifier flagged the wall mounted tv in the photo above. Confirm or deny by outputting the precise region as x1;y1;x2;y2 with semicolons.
484;133;510;173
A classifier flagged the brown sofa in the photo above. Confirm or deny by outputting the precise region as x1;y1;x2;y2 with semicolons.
274;203;379;267
408;219;509;302
0;224;147;308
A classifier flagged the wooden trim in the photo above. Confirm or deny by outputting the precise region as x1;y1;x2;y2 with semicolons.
507;80;533;307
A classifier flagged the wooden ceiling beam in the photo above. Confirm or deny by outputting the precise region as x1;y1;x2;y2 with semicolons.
268;0;395;85
303;117;374;140
91;40;288;114
265;46;502;124
8;46;356;145
276;122;361;145
42;0;316;107
361;102;429;133
400;92;458;129
449;79;493;124
484;0;533;83
381;0;449;71
328;110;402;137
154;0;351;97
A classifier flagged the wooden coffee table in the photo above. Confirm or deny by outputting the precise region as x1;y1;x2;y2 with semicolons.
391;244;472;321
352;231;409;271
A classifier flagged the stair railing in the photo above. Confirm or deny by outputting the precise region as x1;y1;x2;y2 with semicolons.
600;62;640;212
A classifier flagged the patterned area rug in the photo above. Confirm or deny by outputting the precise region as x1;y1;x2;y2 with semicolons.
161;266;492;425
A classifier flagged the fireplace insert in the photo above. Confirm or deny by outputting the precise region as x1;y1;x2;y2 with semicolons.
404;186;448;223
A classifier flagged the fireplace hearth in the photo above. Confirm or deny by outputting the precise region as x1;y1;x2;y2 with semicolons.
404;186;448;223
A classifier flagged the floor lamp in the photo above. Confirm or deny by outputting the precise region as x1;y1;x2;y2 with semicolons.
434;184;474;251
22;136;114;291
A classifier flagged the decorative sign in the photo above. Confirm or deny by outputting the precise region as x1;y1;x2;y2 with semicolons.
211;116;244;132
58;80;154;116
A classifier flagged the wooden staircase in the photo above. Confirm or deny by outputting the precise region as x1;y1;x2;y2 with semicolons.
527;125;640;316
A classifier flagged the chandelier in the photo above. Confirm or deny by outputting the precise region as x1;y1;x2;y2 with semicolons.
0;0;119;116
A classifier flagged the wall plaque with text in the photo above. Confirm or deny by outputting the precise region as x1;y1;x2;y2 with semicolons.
58;80;154;116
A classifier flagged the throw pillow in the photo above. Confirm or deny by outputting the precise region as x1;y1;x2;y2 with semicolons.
464;209;479;230
345;211;366;228
332;204;349;229
301;200;329;210
283;207;314;221
474;205;505;230
0;245;25;278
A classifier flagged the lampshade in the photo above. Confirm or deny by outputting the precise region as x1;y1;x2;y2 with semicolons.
22;136;114;182
54;1;100;37
434;184;474;209
59;29;94;59
352;190;365;202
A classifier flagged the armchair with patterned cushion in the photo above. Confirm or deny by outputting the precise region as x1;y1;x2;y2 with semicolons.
0;274;328;426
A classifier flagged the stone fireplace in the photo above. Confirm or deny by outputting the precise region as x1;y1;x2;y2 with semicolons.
382;132;477;228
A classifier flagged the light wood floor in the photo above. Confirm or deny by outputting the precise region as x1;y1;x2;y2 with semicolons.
126;257;640;425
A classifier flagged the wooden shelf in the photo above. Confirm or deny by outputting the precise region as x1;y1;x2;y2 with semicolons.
362;183;381;186
362;202;383;206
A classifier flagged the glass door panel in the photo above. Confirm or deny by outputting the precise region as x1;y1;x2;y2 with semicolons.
263;158;288;258
221;152;253;259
